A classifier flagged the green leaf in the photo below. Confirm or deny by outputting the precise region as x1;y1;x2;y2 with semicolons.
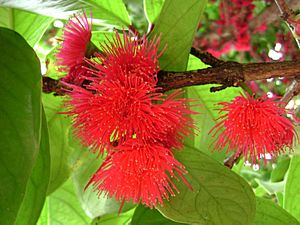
15;109;51;225
276;192;284;208
44;47;65;80
132;206;185;225
91;208;135;225
90;0;131;27
70;138;134;219
144;0;164;23
37;179;91;225
255;179;284;195
0;27;42;225
42;93;72;194
0;7;53;47
152;0;207;71
0;0;131;27
157;146;256;225
284;155;300;221
188;84;241;121
91;31;124;50
186;54;208;71
254;197;300;225
271;157;290;182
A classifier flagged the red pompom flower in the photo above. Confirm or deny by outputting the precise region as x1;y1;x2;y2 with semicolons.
57;13;91;69
87;139;190;211
56;13;93;85
210;93;297;162
90;32;162;85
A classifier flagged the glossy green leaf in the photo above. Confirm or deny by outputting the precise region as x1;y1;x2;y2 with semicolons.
15;109;51;225
0;0;131;27
0;27;42;225
144;0;164;23
132;206;185;225
0;7;53;47
42;93;72;194
284;155;300;221
157;146;256;225
70;138;134;219
91;208;135;225
37;179;91;225
152;0;207;71
254;197;300;225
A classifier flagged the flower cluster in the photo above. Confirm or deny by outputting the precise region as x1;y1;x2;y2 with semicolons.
194;1;300;60
57;13;195;209
210;93;297;163
56;12;298;211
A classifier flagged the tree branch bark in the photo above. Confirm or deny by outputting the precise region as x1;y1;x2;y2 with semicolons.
157;59;300;92
43;58;300;95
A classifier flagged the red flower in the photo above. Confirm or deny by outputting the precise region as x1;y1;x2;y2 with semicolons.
57;13;91;69
86;139;190;210
63;31;197;209
64;32;196;155
64;75;160;153
56;13;92;85
210;93;296;162
90;32;161;85
150;90;196;150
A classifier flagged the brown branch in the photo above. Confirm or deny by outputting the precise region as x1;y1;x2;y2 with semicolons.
190;47;224;67
42;76;66;95
157;59;300;92
43;59;300;94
